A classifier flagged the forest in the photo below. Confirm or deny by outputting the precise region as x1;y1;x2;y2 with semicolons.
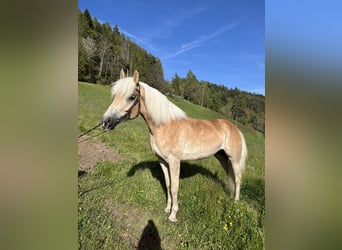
78;9;264;133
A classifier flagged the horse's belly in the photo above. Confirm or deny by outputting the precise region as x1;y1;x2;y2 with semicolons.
181;142;222;160
181;152;215;160
151;130;224;161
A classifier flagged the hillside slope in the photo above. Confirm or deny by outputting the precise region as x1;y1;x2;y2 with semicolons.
78;82;265;249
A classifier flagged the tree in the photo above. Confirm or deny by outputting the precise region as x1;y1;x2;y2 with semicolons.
184;70;199;102
78;42;88;81
84;9;94;30
199;81;209;107
171;74;182;96
146;55;164;90
97;35;111;78
231;94;247;124
81;37;96;80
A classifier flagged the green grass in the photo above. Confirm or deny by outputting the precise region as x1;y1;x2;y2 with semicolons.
78;82;265;249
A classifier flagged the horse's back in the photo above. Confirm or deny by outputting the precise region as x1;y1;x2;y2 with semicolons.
185;118;241;137
193;118;246;161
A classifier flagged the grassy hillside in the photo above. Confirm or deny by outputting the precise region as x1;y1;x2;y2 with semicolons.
78;82;265;249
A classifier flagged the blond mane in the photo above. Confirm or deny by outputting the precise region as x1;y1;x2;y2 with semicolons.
139;82;187;126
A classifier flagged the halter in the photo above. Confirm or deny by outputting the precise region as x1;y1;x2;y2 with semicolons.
118;84;141;123
119;84;154;135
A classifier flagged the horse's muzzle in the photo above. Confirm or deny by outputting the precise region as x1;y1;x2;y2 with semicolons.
102;116;120;131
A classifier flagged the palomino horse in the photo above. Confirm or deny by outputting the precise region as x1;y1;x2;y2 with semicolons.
102;69;247;222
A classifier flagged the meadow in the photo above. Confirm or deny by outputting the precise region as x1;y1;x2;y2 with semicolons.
78;82;265;249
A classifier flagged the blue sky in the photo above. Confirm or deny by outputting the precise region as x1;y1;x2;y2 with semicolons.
79;0;265;95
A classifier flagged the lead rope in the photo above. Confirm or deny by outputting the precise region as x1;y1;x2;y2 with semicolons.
78;122;106;143
78;122;102;138
78;130;107;143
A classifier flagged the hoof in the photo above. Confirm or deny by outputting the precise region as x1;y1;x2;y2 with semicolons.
168;215;178;223
164;207;171;213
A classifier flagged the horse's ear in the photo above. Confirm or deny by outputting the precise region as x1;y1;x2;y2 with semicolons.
120;68;125;79
133;70;139;85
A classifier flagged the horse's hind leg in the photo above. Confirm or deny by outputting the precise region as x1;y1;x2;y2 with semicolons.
231;159;242;200
215;150;235;197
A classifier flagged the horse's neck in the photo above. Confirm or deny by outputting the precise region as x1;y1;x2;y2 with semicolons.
139;94;156;135
138;83;186;134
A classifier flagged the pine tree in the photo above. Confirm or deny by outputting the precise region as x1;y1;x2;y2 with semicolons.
84;9;94;30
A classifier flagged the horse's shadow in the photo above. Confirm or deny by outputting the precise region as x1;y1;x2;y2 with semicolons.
127;161;227;198
241;176;265;214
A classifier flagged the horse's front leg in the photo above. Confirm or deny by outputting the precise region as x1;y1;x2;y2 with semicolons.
168;156;181;222
159;160;171;213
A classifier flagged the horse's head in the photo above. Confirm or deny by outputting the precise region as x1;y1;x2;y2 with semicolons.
102;69;141;131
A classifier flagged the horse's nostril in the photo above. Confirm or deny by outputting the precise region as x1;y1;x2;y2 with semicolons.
102;116;117;131
102;117;110;124
102;117;109;129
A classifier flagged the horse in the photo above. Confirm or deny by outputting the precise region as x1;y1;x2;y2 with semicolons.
102;69;247;222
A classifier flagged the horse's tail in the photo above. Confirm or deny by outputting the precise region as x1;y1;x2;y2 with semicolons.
224;128;248;198
229;130;247;200
239;130;248;174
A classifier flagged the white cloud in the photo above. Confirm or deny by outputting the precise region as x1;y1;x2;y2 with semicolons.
164;15;246;59
118;26;137;40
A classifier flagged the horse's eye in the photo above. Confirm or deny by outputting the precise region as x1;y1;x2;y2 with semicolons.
129;95;136;100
